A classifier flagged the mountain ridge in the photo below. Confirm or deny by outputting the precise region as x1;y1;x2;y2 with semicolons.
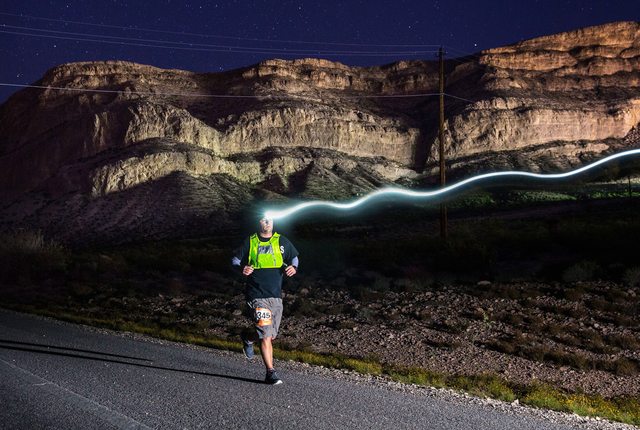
0;21;639;243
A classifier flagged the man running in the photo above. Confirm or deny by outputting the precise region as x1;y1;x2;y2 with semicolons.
231;216;299;385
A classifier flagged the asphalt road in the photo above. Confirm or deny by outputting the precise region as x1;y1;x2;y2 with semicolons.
0;309;584;430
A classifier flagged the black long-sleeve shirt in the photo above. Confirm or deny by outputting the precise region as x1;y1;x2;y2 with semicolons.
231;233;299;299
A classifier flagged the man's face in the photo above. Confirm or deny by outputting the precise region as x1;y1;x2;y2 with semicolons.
259;217;273;234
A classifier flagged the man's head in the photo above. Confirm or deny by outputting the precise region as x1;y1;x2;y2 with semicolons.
258;217;274;236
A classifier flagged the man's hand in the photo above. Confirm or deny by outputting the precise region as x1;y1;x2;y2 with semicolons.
285;265;297;277
242;266;254;276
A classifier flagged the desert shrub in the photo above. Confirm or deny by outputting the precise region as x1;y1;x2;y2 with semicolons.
326;304;349;315
545;349;592;370
355;307;376;321
288;298;325;318
393;278;414;292
332;320;357;330
499;312;524;326
0;229;69;282
579;330;615;354
607;333;640;351
610;314;636;328
371;276;392;292
622;267;640;287
331;276;348;288
75;253;130;278
119;245;191;273
347;283;384;302
543;322;564;337
226;326;244;336
494;285;525;300
184;247;230;272
438;235;495;274
611;358;639;376
394;277;434;292
507;190;576;204
525;344;551;362
562;286;586;301
165;277;187;295
431;318;470;334
487;339;516;355
487;336;601;372
68;282;96;298
555;333;581;347
605;290;628;305
596;357;640;376
586;298;621;313
490;335;639;375
449;192;495;209
562;261;601;283
524;314;545;332
522;384;567;411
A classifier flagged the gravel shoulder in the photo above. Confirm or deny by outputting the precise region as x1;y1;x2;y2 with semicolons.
6;308;636;430
191;281;639;398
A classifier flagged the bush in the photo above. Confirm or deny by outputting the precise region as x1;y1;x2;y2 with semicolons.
612;358;639;376
607;333;640;351
0;229;68;282
622;267;640;287
288;298;325;318
562;286;586;301
562;261;601;283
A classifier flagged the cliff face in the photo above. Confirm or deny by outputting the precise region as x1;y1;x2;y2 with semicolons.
0;22;639;243
439;21;640;170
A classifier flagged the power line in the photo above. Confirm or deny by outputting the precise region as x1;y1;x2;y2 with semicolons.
0;11;441;48
443;56;474;67
5;83;632;106
0;82;260;98
0;82;447;99
443;45;484;60
0;24;440;56
445;93;476;103
0;29;438;57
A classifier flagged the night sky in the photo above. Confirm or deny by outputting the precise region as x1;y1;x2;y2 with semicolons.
0;0;638;103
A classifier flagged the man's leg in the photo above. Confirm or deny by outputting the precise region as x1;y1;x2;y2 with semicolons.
241;330;258;360
260;336;274;370
261;336;282;385
244;299;283;384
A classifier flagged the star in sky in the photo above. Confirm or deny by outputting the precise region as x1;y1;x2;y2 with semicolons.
0;0;638;103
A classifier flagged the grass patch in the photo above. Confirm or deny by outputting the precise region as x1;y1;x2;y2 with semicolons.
3;305;639;426
524;385;640;425
486;336;640;376
0;230;69;283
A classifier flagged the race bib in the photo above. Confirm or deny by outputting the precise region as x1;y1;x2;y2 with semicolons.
255;307;273;327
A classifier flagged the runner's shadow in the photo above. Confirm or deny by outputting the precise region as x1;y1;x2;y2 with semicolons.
0;339;153;362
0;343;264;385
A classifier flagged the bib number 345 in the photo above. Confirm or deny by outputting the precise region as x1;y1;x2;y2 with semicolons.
255;307;273;326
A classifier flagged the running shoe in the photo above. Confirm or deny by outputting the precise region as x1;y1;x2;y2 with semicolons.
241;336;254;360
265;369;283;385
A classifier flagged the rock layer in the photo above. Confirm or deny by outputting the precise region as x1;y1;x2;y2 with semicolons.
0;21;639;242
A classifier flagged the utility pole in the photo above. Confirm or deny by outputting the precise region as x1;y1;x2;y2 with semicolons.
438;46;448;240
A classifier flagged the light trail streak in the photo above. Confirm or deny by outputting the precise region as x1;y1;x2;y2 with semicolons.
264;148;640;220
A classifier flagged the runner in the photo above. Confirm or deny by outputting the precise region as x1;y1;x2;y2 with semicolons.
231;216;299;385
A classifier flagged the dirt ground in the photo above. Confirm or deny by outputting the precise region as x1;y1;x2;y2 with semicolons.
114;279;640;398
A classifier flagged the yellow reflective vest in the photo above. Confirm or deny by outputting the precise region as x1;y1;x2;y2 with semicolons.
248;233;284;269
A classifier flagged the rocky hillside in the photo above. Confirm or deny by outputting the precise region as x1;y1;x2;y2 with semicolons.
0;21;639;243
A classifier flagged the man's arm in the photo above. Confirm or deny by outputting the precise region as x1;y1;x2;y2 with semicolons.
284;256;299;277
232;238;254;276
281;236;299;277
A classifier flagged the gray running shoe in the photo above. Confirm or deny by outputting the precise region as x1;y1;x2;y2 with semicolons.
265;369;283;385
242;336;254;360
